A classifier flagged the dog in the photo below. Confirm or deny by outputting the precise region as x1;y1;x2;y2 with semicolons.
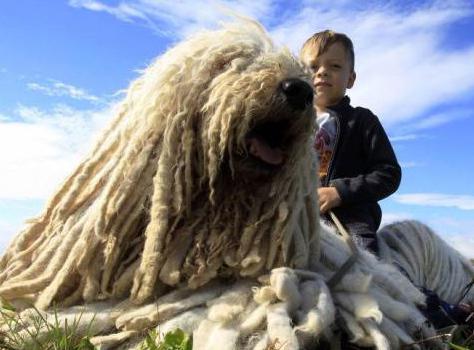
0;20;446;349
379;220;474;305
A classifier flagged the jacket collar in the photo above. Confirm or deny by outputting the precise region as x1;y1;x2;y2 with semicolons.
328;96;351;116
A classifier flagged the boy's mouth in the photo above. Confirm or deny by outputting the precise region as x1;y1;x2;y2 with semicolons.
316;81;332;87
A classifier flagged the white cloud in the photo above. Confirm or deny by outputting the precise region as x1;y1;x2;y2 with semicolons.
380;211;414;227
399;161;424;169
69;0;165;34
68;1;474;128
390;134;420;142
0;103;116;200
269;3;474;126
394;108;473;134
68;0;273;38
394;193;474;210
410;112;457;130
27;80;101;103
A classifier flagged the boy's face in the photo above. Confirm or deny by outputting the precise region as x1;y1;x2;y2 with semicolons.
302;42;356;110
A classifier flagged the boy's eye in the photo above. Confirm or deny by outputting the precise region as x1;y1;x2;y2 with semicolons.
332;64;341;69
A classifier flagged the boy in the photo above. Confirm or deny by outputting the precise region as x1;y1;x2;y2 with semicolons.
300;30;401;254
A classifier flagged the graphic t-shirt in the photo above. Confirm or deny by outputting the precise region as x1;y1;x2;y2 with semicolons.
314;110;337;183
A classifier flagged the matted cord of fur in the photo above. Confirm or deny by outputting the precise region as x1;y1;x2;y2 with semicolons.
0;20;445;349
378;220;474;305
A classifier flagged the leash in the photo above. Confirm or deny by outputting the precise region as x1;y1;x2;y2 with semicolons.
457;278;474;305
327;210;360;289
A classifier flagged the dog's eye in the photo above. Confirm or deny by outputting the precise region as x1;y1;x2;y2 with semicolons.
211;54;243;73
212;59;230;73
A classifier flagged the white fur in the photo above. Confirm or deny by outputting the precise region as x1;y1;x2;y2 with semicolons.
379;220;474;304
266;302;299;349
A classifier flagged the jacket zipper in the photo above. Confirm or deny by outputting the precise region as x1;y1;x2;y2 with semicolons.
323;110;340;187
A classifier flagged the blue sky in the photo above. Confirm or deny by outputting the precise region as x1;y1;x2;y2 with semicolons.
1;0;474;257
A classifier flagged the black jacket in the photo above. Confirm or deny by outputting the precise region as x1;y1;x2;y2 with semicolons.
324;96;401;232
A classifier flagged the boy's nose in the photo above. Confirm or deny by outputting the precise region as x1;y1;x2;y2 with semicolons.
280;78;313;110
316;66;328;77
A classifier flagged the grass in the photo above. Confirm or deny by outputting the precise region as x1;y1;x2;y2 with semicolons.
0;300;192;350
0;300;473;349
448;324;474;350
140;329;192;350
0;301;95;350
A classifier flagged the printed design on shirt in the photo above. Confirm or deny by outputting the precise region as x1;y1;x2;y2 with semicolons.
314;112;337;181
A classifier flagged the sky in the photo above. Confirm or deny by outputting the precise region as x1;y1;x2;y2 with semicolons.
0;0;474;258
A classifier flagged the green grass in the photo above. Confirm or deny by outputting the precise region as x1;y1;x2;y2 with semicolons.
0;302;95;350
140;329;192;350
448;324;474;350
0;300;192;350
0;300;472;350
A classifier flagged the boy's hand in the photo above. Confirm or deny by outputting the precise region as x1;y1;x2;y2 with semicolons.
318;187;341;214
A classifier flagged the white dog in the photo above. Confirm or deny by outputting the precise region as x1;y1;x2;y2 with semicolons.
0;20;453;349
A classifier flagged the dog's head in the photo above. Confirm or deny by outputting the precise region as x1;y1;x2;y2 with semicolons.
127;21;316;201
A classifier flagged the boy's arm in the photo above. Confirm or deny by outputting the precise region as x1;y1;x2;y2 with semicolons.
330;114;401;205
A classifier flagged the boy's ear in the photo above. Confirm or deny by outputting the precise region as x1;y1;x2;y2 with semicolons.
347;71;356;89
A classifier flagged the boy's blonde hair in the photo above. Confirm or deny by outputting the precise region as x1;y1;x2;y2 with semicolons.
301;30;355;71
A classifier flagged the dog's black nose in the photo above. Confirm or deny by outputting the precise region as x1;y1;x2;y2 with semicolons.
281;78;313;110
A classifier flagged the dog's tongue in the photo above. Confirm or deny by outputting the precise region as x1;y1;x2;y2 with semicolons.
247;137;284;165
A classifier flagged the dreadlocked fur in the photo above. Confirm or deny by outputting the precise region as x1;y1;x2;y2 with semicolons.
0;20;448;349
378;220;474;305
0;21;319;309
